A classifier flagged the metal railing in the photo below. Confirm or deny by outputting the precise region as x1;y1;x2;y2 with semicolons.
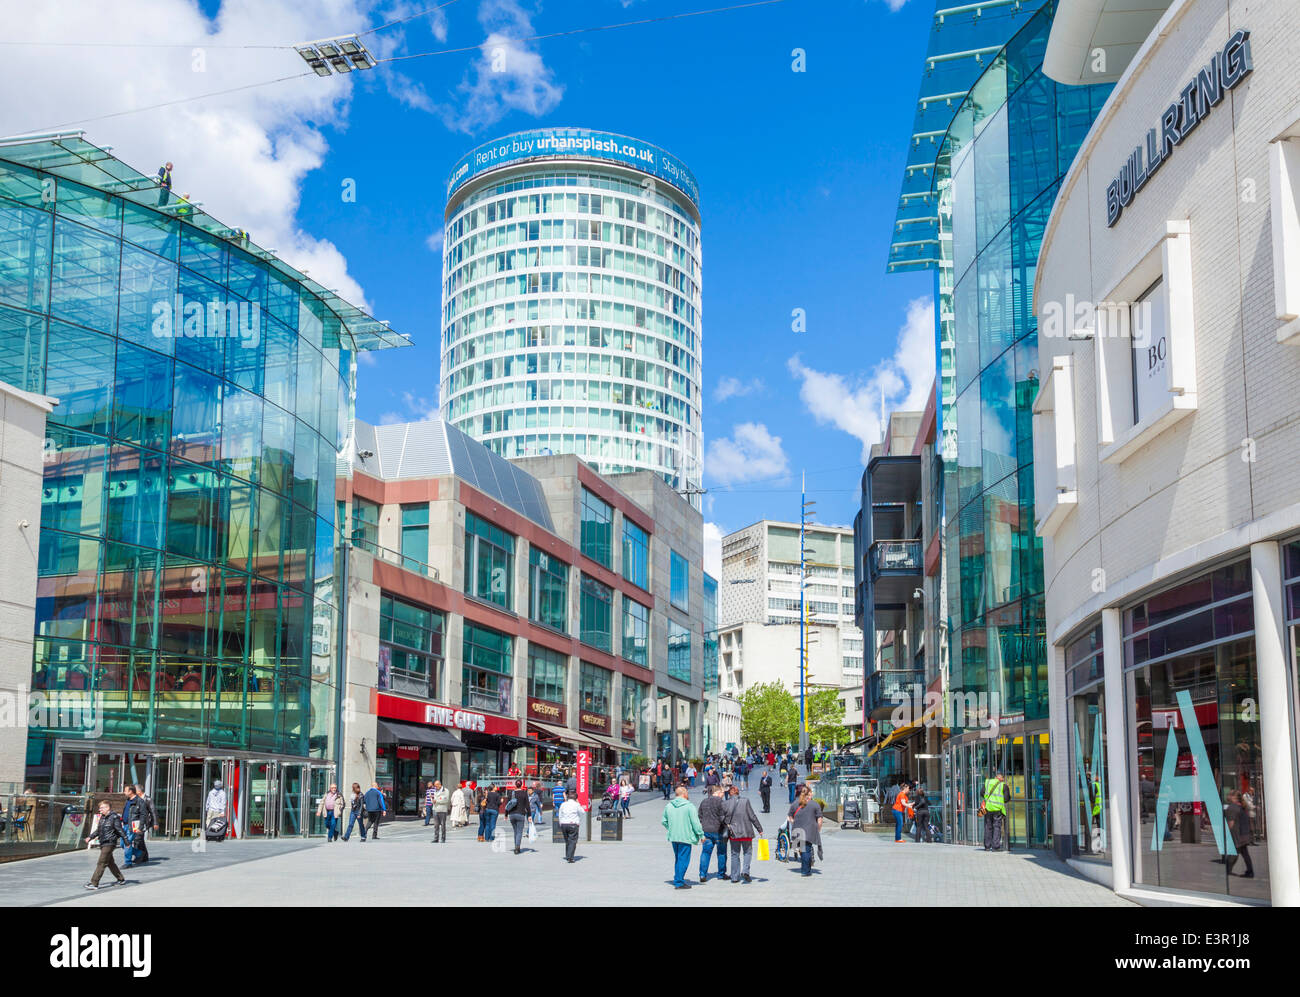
869;539;923;575
352;537;441;581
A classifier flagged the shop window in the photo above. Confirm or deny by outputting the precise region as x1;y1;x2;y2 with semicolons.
527;644;567;703
464;511;514;610
1065;623;1106;861
379;594;443;700
579;661;611;716
1093;221;1197;464
579;573;612;652
462;621;513;714
528;547;568;633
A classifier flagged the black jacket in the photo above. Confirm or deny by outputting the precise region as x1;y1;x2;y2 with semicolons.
93;811;126;848
759;775;773;793
697;794;727;834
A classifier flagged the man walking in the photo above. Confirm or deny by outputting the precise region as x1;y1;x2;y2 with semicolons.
204;779;227;830
697;786;728;883
662;784;703;890
134;783;157;861
363;781;387;840
85;800;128;890
786;763;800;805
983;771;1008;851
156;162;173;206
558;789;584;863
722;784;762;883
121;786;142;868
660;760;673;800
428;781;450;842
759;769;773;813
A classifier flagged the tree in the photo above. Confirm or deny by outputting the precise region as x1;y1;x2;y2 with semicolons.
805;688;849;748
738;681;798;748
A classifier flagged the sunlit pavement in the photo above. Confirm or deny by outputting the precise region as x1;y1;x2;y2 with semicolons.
4;780;1133;907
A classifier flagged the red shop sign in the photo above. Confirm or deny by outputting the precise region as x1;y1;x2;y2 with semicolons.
377;692;518;737
578;711;609;734
396;745;420;760
528;697;567;726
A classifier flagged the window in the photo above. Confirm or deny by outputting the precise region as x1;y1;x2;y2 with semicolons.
670;549;689;610
621;519;649;588
622;597;649;666
1065;623;1106;862
464;511;515;609
579;661;612;716
462;622;513;713
400;503;429;571
1130;278;1167;424
528;547;568;633
667;621;691;683
379;594;444;699
527;644;566;703
622;677;646;724
580;488;613;567
579;574;613;651
352;498;379;550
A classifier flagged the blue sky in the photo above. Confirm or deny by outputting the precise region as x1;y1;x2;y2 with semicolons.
4;0;940;544
326;0;939;538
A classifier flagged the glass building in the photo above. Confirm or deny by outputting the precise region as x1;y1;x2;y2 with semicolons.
0;133;407;836
931;3;1111;847
439;128;703;504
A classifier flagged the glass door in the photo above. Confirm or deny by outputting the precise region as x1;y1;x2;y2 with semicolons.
52;744;90;793
89;752;124;793
149;754;183;837
243;760;277;837
279;763;305;837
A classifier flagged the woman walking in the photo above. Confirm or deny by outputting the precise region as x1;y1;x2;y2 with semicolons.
892;782;912;842
507;779;532;854
341;783;367;842
619;775;633;819
318;783;343;842
450;783;469;827
788;784;824;877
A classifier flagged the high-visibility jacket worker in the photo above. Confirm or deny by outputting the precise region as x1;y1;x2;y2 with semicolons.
983;777;1007;814
1092;778;1102;819
982;773;1008;851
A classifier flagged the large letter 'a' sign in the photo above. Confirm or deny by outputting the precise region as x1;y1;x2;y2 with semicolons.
1151;690;1234;855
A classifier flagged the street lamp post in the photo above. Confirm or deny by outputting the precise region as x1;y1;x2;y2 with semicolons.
799;472;816;756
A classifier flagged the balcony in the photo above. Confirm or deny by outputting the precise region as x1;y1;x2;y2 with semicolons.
866;667;926;720
869;539;923;579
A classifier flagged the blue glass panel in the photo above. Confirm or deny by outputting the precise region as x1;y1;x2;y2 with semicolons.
220;381;263;484
55;179;121;237
262;317;296;413
122;201;177;259
117;242;177;351
170;361;222;466
0;197;52;314
260;401;294;496
45;320;114;435
292;418;318;512
106;446;166;552
980;347;1016;488
179;225;227;284
978;226;1014;370
113;339;173;451
174;269;225;375
0;303;45;392
50;218;118;335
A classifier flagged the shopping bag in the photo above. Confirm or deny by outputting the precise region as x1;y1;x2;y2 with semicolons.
755;838;770;861
527;821;537;842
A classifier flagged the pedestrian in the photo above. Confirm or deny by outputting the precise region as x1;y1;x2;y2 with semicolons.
120;786;142;868
660;760;672;800
507;779;532;854
450;783;469;827
786;763;800;804
912;785;933;842
430;781;451;843
204;779;227;828
759;769;773;813
318;783;343;842
133;784;157;861
423;781;436;826
788;784;824;877
982;771;1008;851
342;782;368;841
687;762;697;788
804;745;814;772
156;162;173;206
697;785;729;883
663;784;704;890
482;784;501;842
1225;791;1255;878
779;756;788;786
619;774;633;819
892;781;912;843
722;784;762;884
85;800;129;890
558;789;584;863
552;775;566;817
530;781;546;826
363;781;387;839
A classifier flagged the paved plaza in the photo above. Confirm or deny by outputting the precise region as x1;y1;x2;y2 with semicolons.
3;780;1133;907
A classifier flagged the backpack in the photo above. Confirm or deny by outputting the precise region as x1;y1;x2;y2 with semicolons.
505;794;519;813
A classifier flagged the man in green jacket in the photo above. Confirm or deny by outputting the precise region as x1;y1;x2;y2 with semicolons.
663;785;704;889
983;771;1008;851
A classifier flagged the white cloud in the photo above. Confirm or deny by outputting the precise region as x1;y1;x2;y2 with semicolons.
787;296;934;461
436;0;563;134
705;422;789;486
714;376;763;402
0;0;393;308
878;0;913;11
703;522;723;580
425;230;445;253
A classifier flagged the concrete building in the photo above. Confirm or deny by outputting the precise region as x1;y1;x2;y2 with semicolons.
1035;0;1300;905
0;381;56;788
439;128;704;502
336;418;707;812
719;520;863;738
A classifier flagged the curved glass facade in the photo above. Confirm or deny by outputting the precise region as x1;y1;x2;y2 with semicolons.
0;141;375;774
439;130;703;500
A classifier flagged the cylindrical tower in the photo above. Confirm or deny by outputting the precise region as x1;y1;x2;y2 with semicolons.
439;128;702;503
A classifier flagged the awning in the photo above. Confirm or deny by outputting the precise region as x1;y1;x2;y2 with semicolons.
376;718;466;752
584;732;630;753
868;707;947;758
530;720;601;748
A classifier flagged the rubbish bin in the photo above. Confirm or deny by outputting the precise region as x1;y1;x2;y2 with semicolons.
598;812;623;841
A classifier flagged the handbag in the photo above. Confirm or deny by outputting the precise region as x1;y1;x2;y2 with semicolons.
755;838;770;861
505;795;519;814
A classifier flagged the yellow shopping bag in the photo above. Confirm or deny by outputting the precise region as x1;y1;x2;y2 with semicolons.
755;838;771;861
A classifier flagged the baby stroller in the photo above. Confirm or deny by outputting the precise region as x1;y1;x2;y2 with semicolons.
841;796;862;830
597;783;619;817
